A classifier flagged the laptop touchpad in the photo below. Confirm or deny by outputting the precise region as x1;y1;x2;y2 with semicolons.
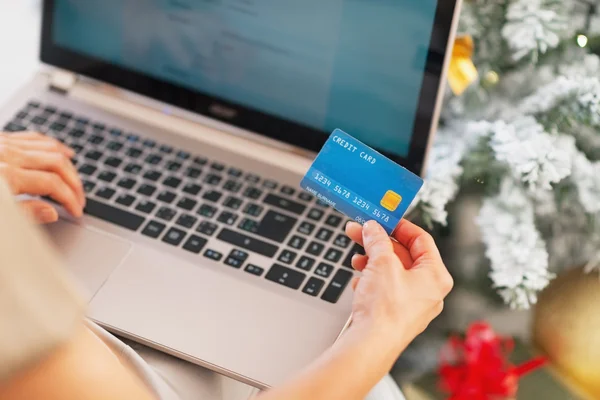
45;220;132;302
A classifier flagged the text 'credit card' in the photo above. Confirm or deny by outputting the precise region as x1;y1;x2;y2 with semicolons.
300;129;424;234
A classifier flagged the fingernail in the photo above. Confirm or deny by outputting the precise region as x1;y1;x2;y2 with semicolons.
363;220;380;237
38;208;58;223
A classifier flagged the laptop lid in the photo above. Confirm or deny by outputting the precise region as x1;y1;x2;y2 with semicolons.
40;0;460;175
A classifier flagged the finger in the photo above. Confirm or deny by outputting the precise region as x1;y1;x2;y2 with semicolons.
362;220;394;260
346;221;413;268
4;132;74;157
19;150;85;206
11;169;83;217
19;199;59;224
393;220;442;264
351;276;360;291
351;254;368;272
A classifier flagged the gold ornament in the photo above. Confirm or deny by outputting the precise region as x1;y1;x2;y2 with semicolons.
448;35;479;96
533;266;600;399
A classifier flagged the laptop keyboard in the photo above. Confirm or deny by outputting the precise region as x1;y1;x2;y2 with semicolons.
3;101;363;303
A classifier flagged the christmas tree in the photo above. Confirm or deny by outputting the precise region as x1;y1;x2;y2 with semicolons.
411;0;600;309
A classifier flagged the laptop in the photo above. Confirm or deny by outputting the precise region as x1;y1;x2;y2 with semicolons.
0;0;461;389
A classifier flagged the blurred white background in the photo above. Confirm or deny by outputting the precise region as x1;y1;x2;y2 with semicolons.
0;0;41;106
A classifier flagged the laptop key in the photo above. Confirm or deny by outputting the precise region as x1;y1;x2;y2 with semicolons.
109;128;122;137
162;227;186;246
210;162;225;171
182;235;207;254
176;150;190;160
203;190;222;203
143;170;162;182
277;250;297;265
82;180;96;193
298;192;313;202
315;199;330;208
185;167;202;179
98;171;117;183
228;168;242;177
176;214;197;229
321;269;353;303
263;194;306;215
296;256;315;271
303;277;325;297
265;264;305;290
306;241;324;256
223;180;242;193
124;163;142;174
69;128;85;138
137;184;157;196
78;164;97;176
116;194;136;207
333;234;352;248
243;187;263;200
238;218;258;234
126;133;139;143
280;186;295;196
288;235;306;250
217;229;278;257
254;210;297;244
107;141;123;151
183;183;202;195
244;264;264;276
316;227;334;242
325;214;343;228
193;156;207;166
223;196;242;210
217;211;238;225
85;150;102;161
156;206;176;222
125;147;143;159
143;139;156;148
159;144;173;154
297;221;315;235
262;180;277;190
307;208;324;221
243;203;263;217
164;176;182;189
117;177;137;190
157;190;177;204
245;174;260;184
204;249;223;261
197;204;217;218
145;154;162;165
324;248;344;263
315;262;334;278
230;249;249;261
88;134;104;145
85;198;145;231
96;187;116;200
104;157;122;168
196;221;218;236
204;174;222;186
166;161;182;172
224;257;244;269
136;200;156;214
176;197;197;211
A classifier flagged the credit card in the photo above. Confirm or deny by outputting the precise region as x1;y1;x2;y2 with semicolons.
300;129;424;235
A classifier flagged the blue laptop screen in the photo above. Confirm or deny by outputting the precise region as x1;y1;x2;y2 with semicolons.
52;0;438;158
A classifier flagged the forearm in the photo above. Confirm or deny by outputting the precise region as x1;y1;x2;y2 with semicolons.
256;325;400;400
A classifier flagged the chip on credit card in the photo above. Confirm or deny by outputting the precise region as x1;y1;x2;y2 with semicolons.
300;129;424;235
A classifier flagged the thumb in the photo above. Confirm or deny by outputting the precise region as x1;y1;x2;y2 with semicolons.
362;220;393;259
19;199;59;224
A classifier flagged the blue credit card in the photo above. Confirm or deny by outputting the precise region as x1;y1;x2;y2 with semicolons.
300;129;424;235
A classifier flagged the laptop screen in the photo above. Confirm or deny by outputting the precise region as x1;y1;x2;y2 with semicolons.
45;0;456;173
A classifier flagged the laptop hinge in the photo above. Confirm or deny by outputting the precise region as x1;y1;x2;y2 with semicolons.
48;69;77;95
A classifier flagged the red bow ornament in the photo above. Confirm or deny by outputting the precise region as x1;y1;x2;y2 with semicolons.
438;322;546;400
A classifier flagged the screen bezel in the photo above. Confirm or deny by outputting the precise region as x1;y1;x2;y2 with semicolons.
40;0;458;175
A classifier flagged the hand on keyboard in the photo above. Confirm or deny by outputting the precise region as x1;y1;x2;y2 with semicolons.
0;131;85;223
344;219;453;356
